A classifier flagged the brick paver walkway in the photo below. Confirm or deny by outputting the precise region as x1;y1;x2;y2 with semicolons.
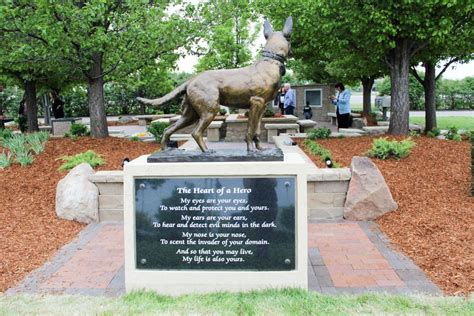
7;221;441;296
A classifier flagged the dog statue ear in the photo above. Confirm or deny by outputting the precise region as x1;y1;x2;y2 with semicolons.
263;20;273;39
282;16;293;38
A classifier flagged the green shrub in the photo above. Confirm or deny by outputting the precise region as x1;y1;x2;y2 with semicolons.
426;128;441;137
367;137;415;160
307;127;331;140
446;126;462;141
450;133;462;142
0;151;13;169
130;136;142;142
148;121;170;142
303;139;341;168
219;108;227;116
263;107;275;118
70;123;89;137
409;130;420;138
59;150;105;171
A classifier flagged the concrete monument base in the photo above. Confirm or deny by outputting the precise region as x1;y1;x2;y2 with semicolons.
124;152;307;295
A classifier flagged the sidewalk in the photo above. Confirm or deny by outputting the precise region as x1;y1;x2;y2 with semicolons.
7;221;441;297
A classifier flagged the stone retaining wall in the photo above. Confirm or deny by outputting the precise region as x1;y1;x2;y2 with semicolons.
89;135;352;222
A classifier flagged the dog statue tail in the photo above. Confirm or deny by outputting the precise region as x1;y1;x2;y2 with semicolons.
136;81;188;106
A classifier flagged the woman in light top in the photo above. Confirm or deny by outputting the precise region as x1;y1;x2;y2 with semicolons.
330;82;351;129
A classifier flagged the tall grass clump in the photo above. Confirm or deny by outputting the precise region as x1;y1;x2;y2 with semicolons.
0;151;13;169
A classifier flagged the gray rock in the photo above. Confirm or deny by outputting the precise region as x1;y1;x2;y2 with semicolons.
56;163;99;223
362;126;389;135
409;124;424;133
117;116;136;124
351;117;367;129
436;135;446;140
344;157;397;221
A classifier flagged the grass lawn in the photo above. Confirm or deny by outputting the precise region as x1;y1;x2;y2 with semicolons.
1;289;473;315
409;116;473;130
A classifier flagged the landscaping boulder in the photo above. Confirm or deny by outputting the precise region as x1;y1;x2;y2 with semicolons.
56;163;99;223
344;156;397;220
117;116;136;124
351;117;367;129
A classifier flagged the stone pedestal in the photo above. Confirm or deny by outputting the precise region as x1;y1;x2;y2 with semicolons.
265;123;299;143
297;119;317;133
51;118;81;136
124;152;307;295
207;121;224;142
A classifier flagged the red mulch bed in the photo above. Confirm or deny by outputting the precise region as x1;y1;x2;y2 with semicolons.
298;136;473;295
0;137;159;292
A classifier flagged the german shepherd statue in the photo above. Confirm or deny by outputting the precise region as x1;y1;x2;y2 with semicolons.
137;17;293;152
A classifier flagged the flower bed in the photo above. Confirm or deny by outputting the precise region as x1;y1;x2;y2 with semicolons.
298;136;473;295
0;137;159;292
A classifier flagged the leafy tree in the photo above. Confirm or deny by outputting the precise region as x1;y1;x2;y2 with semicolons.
195;0;259;71
0;3;79;132
255;0;474;134
1;1;194;137
410;29;474;131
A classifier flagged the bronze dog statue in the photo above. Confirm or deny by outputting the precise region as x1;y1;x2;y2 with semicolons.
137;17;293;152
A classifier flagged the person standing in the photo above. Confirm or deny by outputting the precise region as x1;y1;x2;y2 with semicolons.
330;82;351;129
283;83;295;115
273;86;286;115
303;101;313;119
18;94;27;133
50;90;65;119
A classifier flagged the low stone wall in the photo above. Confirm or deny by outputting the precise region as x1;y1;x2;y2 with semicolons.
89;135;351;222
273;136;351;220
89;171;124;221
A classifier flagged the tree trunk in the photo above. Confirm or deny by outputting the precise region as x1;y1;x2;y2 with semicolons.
87;53;109;138
424;61;437;132
388;39;411;135
361;77;375;115
25;80;39;133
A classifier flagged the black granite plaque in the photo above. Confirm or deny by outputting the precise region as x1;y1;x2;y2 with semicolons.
135;177;296;270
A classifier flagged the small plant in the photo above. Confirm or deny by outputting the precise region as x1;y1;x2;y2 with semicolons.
219;107;227;116
307;127;331;140
69;123;89;137
148;121;170;142
367;137;415;160
263;108;275;118
446;126;462;141
130;136;142;142
3;134;29;158
59;150;105;171
450;133;462;142
16;151;34;166
0;128;13;140
0;151;13;169
64;132;79;140
409;130;420;138
26;133;48;154
426;127;441;138
303;139;341;168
